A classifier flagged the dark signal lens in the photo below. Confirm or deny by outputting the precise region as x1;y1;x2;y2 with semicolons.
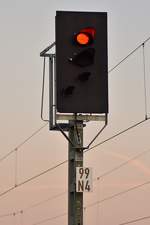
63;86;75;96
72;48;95;67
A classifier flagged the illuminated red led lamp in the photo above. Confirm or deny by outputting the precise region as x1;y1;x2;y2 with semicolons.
74;27;96;46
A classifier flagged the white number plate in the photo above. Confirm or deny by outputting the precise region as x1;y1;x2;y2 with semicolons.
76;167;92;192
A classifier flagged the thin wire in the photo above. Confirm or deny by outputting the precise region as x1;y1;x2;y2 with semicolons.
108;36;150;74
1;32;150;166
0;149;16;164
142;43;148;120
31;212;67;225
0;159;67;198
0;192;67;219
96;147;150;179
0;118;150;201
13;212;16;225
87;117;150;152
85;179;150;209
15;159;67;187
0;212;14;218
2;145;150;219
0;210;24;219
14;148;18;187
0;36;150;210
23;191;67;213
0;122;48;164
8;179;150;225
1;36;150;224
96;177;100;225
20;210;23;225
0;33;150;167
0;118;149;203
15;123;49;150
119;215;150;225
6;179;150;225
0;186;17;199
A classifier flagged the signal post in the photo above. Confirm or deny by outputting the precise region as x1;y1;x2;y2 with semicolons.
40;10;108;225
68;120;83;225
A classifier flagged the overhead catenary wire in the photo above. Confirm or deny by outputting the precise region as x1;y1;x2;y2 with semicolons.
85;179;150;209
0;193;67;221
0;116;149;179
87;117;150;151
0;31;149;171
118;215;150;225
0;159;67;199
0;117;150;202
31;212;67;225
23;191;67;213
3;181;150;225
108;35;150;74
6;176;150;225
0;212;14;219
1;144;150;219
14;148;18;187
0;192;68;219
0;33;150;223
5;177;150;225
0;116;149;203
0;33;150;166
0;122;48;164
95;146;150;180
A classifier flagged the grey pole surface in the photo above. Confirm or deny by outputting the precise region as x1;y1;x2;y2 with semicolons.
68;120;83;225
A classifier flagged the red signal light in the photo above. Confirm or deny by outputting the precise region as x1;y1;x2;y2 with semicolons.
76;33;90;45
75;27;96;46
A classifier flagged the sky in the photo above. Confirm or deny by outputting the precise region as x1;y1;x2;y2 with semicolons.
0;0;150;225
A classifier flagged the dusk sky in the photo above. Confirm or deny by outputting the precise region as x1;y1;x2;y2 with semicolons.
0;0;150;225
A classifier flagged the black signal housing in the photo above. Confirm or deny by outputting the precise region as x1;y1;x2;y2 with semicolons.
56;11;108;114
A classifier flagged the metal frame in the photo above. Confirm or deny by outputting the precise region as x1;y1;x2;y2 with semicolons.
40;43;108;149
